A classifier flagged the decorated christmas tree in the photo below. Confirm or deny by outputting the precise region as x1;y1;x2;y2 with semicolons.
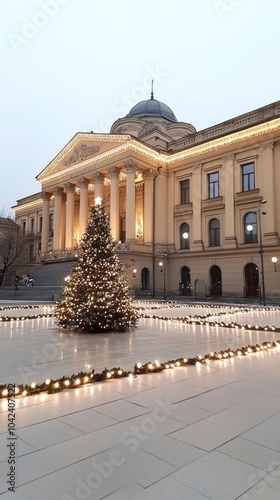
55;199;138;332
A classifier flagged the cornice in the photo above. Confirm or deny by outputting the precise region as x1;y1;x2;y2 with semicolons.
171;101;280;151
167;118;280;165
37;118;280;186
13;199;43;212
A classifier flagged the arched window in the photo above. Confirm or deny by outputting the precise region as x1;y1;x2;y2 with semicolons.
141;268;150;290
244;212;257;243
180;223;190;249
210;265;222;296
180;266;191;295
209;218;220;246
245;263;259;297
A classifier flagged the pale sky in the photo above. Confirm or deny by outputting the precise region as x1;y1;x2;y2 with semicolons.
1;0;279;214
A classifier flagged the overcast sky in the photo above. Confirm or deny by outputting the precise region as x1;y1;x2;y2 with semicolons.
1;0;279;214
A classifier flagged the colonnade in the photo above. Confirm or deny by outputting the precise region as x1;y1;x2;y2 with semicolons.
40;163;160;253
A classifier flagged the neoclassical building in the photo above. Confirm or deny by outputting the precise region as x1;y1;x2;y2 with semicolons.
13;94;280;300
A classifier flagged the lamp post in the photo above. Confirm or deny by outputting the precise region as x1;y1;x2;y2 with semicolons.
246;200;267;305
258;200;267;306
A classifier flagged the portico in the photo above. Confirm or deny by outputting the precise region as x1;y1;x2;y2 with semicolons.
37;138;161;255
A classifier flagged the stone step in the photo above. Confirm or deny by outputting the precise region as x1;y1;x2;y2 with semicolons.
0;286;63;302
18;261;75;287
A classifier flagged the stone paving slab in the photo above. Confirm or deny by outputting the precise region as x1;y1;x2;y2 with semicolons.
0;301;279;499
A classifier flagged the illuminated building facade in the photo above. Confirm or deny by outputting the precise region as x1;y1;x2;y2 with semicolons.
13;96;280;299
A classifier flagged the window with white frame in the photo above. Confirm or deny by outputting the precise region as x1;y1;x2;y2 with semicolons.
208;172;219;198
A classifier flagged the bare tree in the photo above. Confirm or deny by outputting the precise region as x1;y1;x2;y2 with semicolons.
0;207;15;220
0;222;28;286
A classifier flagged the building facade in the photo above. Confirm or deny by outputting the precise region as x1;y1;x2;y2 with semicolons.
13;96;280;300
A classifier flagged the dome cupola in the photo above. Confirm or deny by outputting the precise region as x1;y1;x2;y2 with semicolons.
126;97;177;123
126;81;177;122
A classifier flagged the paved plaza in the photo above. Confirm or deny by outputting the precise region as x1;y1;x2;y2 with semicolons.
1;301;280;499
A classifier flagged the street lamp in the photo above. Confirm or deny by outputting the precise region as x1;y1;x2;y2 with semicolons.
272;257;279;272
158;254;167;300
182;231;189;250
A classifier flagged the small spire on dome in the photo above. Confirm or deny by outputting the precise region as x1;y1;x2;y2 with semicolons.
151;79;154;100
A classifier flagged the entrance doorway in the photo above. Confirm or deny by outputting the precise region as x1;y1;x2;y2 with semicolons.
245;263;259;297
180;266;191;295
141;268;150;290
210;265;222;296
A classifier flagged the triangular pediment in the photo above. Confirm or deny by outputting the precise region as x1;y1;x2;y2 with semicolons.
36;132;132;182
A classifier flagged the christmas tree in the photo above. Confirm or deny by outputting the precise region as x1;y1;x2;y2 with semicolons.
55;199;138;332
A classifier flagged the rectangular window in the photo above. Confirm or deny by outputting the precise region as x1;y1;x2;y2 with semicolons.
22;221;26;234
209;220;220;246
30;218;34;233
39;216;43;233
180;179;190;204
242;162;255;191
208;172;219;198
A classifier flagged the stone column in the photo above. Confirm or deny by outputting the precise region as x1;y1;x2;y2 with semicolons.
109;166;120;241
78;177;89;241
154;169;167;245
260;143;278;244
192;164;204;250
41;191;51;253
34;212;38;235
166;171;175;248
53;187;64;251
65;183;75;249
27;215;31;233
124;160;137;241
143;169;156;245
60;194;66;250
93;172;104;202
223;155;237;248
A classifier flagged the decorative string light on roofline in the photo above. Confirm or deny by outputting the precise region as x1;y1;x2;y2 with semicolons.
37;119;280;185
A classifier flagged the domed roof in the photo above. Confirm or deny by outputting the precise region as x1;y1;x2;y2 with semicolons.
127;97;178;123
